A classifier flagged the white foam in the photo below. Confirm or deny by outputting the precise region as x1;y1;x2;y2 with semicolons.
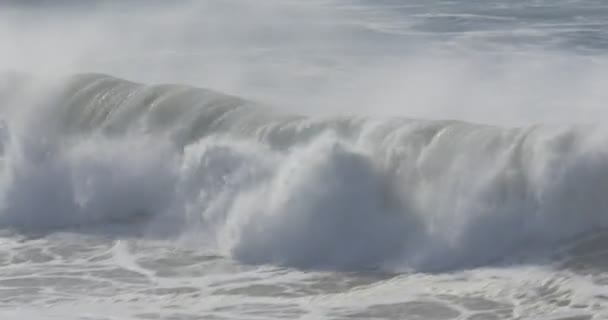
1;75;608;272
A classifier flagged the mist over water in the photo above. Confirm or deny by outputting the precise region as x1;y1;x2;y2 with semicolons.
4;0;608;124
2;1;608;320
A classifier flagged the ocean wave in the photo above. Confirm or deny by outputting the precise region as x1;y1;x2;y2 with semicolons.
0;73;607;272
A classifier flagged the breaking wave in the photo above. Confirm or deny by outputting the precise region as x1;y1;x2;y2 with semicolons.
1;73;608;272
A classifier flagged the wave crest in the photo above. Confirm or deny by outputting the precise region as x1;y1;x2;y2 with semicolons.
0;73;607;272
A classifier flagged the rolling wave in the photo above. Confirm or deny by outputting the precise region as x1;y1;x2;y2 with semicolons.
0;73;607;272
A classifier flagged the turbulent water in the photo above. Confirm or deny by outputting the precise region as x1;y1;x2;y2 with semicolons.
2;1;608;320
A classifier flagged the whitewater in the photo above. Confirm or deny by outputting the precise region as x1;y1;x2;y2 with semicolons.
1;1;608;319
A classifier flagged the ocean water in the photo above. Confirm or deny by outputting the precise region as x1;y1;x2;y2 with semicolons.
1;1;608;319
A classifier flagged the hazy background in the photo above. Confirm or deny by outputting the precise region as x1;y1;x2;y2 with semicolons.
2;0;608;125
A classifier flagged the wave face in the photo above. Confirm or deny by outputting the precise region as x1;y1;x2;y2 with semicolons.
1;73;608;272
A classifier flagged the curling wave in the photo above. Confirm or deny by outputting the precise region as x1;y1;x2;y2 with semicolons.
0;73;607;272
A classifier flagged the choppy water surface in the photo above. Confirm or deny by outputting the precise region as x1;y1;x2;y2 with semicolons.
2;1;608;319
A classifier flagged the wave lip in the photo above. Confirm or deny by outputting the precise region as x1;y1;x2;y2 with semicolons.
1;73;608;272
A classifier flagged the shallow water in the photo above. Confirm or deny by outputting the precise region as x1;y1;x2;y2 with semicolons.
0;231;605;319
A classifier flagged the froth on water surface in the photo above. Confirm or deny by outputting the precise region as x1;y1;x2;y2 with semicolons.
0;232;606;319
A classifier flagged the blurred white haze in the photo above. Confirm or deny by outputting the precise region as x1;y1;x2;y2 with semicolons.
3;0;608;124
